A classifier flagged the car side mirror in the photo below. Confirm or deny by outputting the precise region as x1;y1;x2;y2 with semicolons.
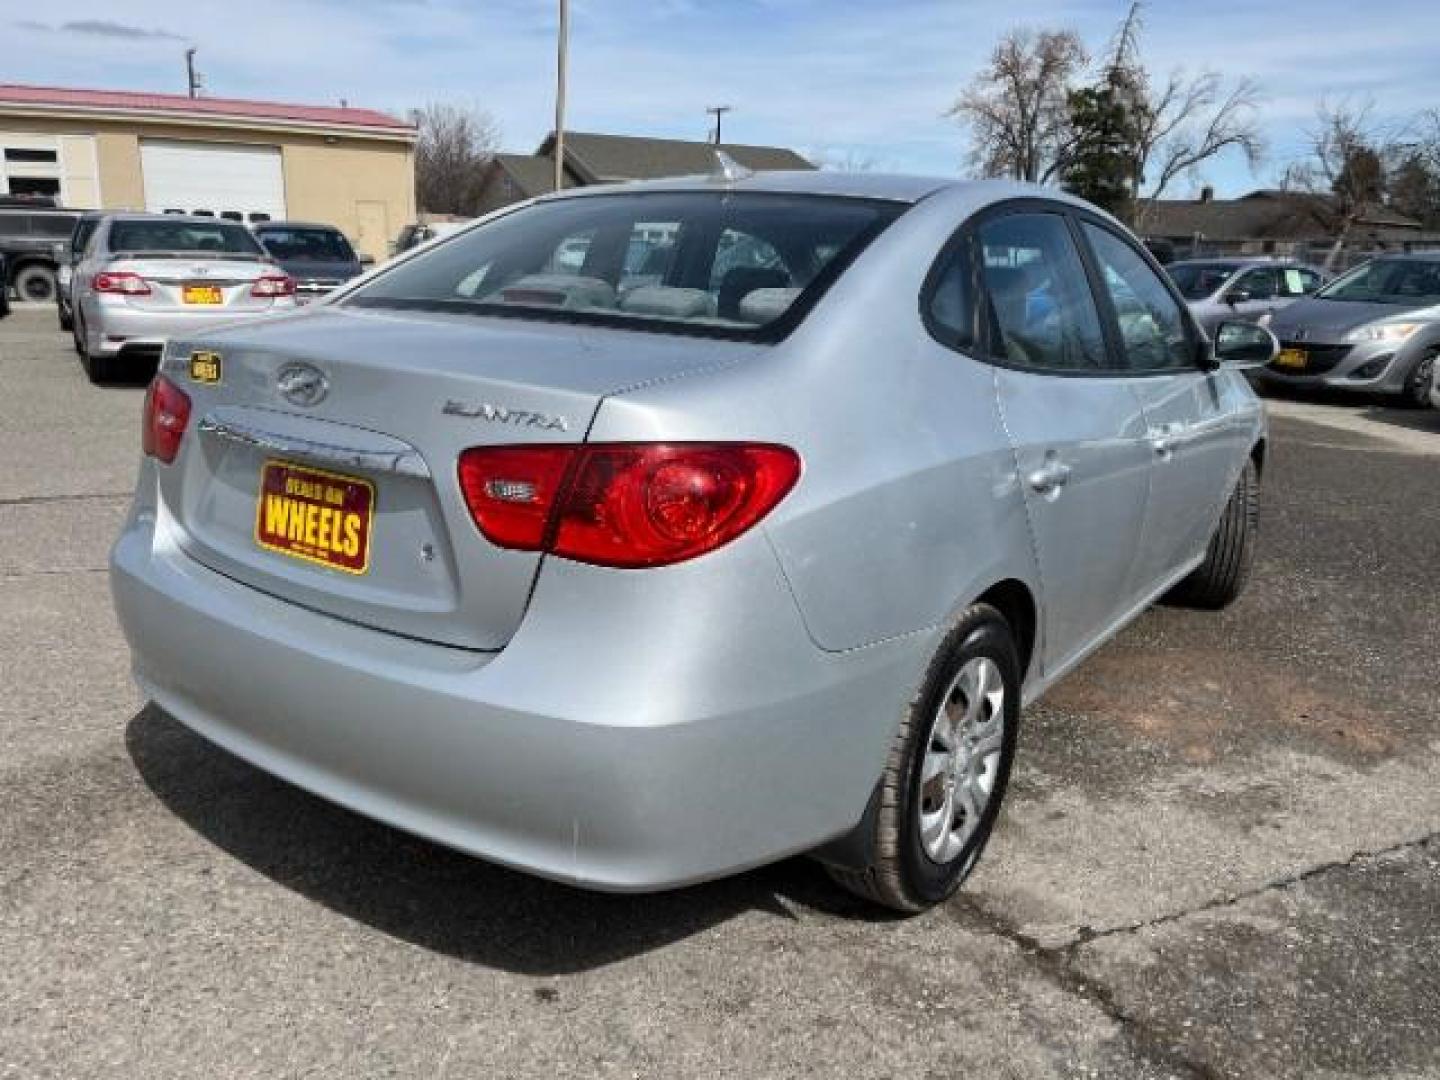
1213;320;1278;370
1223;288;1251;306
359;254;376;268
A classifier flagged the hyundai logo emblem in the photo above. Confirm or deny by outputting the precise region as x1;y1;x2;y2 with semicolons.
276;362;329;407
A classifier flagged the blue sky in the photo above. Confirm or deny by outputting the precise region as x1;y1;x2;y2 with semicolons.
9;0;1440;196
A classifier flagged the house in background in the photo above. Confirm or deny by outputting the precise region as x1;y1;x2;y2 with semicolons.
474;131;815;215
1141;187;1440;267
0;83;415;260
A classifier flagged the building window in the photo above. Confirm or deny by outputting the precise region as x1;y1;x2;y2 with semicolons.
4;148;59;163
6;176;61;198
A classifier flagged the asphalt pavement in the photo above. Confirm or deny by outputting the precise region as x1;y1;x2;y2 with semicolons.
2;306;1437;1079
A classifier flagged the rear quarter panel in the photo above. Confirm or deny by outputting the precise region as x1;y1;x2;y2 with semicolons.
592;186;1041;654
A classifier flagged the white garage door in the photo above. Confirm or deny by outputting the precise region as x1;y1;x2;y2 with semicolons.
140;139;286;221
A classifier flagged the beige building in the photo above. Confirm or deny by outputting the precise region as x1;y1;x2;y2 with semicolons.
0;83;416;259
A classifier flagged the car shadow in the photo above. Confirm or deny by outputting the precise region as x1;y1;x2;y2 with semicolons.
125;706;885;975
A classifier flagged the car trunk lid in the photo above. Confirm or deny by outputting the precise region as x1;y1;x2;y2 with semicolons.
157;305;758;650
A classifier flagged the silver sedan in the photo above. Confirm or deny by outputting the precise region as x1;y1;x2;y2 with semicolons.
111;173;1269;911
72;214;297;383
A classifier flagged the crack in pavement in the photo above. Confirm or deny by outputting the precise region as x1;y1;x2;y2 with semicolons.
0;491;129;507
948;831;1440;1080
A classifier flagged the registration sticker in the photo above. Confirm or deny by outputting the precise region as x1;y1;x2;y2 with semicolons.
254;460;375;575
189;350;222;384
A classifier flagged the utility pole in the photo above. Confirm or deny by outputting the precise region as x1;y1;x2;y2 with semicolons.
706;105;732;146
553;0;569;194
184;48;201;98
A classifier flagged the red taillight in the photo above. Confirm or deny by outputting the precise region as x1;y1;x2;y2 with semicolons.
251;273;296;298
457;443;801;568
92;271;151;295
142;375;192;464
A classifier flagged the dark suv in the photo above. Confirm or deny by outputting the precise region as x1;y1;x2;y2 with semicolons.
0;206;82;304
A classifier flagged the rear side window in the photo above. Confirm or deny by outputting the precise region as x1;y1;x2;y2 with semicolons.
977;212;1110;372
109;219;263;255
1081;222;1194;372
347;192;902;340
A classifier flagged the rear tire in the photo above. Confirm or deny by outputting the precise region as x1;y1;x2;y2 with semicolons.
826;604;1021;913
76;316;113;384
1171;459;1259;609
14;264;57;304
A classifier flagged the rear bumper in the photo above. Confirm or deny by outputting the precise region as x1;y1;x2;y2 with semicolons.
110;470;926;891
88;300;296;356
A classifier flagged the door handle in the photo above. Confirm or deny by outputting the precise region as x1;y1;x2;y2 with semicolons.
1026;459;1072;495
1149;422;1186;457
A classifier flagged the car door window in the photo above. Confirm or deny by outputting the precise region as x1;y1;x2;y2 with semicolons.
1081;222;1195;372
924;242;976;348
976;212;1109;372
1285;267;1322;296
1234;267;1277;300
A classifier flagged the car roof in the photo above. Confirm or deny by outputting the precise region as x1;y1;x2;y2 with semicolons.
250;220;344;232
541;170;1038;206
104;213;251;225
1169;256;1302;267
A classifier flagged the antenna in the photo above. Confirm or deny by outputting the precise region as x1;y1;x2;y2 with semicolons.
185;47;203;97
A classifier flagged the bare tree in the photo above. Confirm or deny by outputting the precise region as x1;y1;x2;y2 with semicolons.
1130;71;1264;222
411;102;500;216
947;28;1087;182
1283;100;1404;270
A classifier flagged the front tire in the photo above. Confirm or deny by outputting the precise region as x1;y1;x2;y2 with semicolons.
1171;458;1259;609
827;604;1021;913
1401;349;1437;409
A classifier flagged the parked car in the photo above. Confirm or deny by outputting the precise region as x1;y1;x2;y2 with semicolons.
73;214;297;383
0;205;81;304
1166;257;1327;337
55;211;107;331
110;175;1271;912
1257;253;1440;407
251;221;372;304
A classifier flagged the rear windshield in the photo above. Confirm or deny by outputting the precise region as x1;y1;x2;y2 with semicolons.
255;226;356;262
1316;258;1440;305
109;219;263;256
345;192;903;339
1166;261;1242;300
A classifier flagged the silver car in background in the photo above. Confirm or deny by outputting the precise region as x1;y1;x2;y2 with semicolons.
111;174;1270;912
73;214;297;383
1258;253;1440;406
1166;257;1327;337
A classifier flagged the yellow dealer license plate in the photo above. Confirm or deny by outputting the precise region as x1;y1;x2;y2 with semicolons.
1274;348;1307;370
255;460;375;575
182;285;224;305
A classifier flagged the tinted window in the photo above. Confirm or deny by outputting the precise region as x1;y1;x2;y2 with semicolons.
1167;261;1242;300
108;219;263;255
1234;267;1278;300
1082;222;1194;372
925;244;975;347
71;217;101;256
255;227;357;262
30;214;77;239
348;192;900;338
1315;259;1440;305
977;212;1109;372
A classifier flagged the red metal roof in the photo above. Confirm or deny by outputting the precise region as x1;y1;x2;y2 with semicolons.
0;83;413;132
